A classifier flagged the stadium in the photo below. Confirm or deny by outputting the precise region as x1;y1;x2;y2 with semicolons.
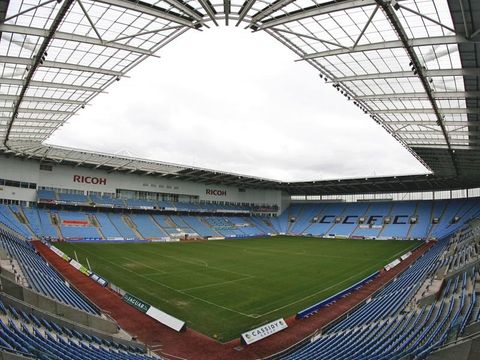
0;0;480;359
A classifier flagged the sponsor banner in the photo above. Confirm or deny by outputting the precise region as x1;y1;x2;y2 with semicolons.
122;293;151;313
241;318;288;345
49;245;71;262
90;273;108;287
146;306;185;332
97;278;108;286
206;188;227;197
73;175;107;185
296;271;380;319
69;259;92;276
384;258;401;271
38;199;57;204
62;220;90;226
222;209;250;214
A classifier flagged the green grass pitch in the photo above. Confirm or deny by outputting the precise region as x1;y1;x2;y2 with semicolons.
55;236;421;342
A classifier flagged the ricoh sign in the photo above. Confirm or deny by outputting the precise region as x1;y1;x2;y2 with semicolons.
206;188;227;196
73;175;107;186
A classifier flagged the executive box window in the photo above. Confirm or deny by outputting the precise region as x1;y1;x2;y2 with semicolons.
39;164;53;171
0;178;36;189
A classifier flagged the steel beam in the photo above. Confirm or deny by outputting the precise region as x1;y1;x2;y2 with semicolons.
0;94;85;105
0;56;123;76
236;0;257;26
0;107;74;115
377;1;458;175
258;0;376;29
93;0;197;28
3;0;76;147
336;68;480;82
301;35;470;60
382;120;474;126
197;0;218;25
251;0;295;23
356;91;480;100
0;78;101;92
9;124;59;131
0;24;153;55
0;117;65;123
371;108;478;114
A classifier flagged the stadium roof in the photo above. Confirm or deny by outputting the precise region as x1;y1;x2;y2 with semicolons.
0;0;479;195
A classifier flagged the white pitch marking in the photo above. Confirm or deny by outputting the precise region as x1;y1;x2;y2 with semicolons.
252;242;421;318
180;275;254;292
77;247;257;318
155;253;252;278
123;257;167;274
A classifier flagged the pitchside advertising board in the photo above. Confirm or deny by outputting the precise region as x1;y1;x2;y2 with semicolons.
241;318;288;345
122;292;186;332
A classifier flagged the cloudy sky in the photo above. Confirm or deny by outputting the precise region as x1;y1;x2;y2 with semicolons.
48;27;428;182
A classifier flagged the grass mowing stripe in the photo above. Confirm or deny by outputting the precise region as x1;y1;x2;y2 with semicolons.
123;257;167;274
73;245;256;318
56;236;421;341
253;241;419;317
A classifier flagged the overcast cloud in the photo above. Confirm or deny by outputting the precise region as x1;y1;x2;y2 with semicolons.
48;27;428;182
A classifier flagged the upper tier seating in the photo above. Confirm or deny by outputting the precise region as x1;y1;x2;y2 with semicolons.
37;190;56;202
2;198;479;241
58;193;89;204
90;195;125;207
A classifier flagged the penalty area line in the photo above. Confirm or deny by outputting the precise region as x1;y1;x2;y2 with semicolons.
180;275;255;292
78;248;257;319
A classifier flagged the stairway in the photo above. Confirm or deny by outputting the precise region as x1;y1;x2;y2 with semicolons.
351;203;372;238
200;217;222;236
89;215;106;239
122;215;144;240
9;206;35;238
377;203;395;238
50;213;63;239
149;215;169;236
406;201;420;240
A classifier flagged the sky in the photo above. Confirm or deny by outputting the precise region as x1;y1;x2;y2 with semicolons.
48;26;428;182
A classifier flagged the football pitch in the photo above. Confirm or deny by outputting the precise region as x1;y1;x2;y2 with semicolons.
55;236;421;342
